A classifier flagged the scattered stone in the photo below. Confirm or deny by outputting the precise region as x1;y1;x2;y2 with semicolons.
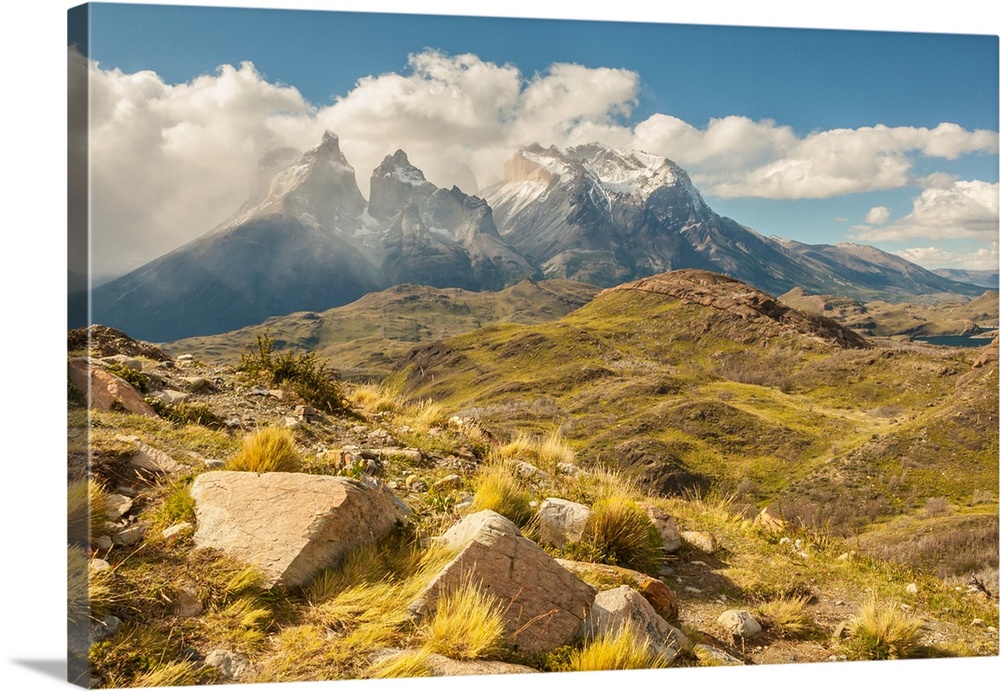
694;644;743;666
113;524;145;546
717;609;762;639
89;558;111;572
556;462;582;476
94;535;113;551
454;495;475;511
190;471;410;588
410;510;595;655
832;621;851;639
147;389;191;405
405;474;420;487
987;626;997;634
269;389;286;399
513;460;551;484
128;441;185;476
91;615;122;642
68;358;158;417
173;583;203;618
98;355;143;371
756;506;786;533
250;387;269;396
371;649;537;676
294;405;318;420
175;354;194;362
105;494;133;522
905;582;919;595
690;560;707;567
972;618;985;626
179;376;214;393
900;604;912;611
114;485;138;498
644;505;682;552
583;586;687;663
536;498;592;548
681;530;717;553
162;522;194;540
284;417;302;430
204;459;226;470
684;586;703;593
432;474;462;491
204;649;254;681
410;481;428;492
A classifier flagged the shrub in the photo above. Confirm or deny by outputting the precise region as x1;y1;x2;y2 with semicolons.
754;595;816;639
471;462;533;526
238;331;348;414
106;362;151;394
568;624;671;671
423;580;506;660
68;478;110;545
583;497;663;574
846;599;925;660
227;427;301;473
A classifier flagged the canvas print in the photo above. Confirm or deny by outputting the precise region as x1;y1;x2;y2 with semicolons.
67;2;999;688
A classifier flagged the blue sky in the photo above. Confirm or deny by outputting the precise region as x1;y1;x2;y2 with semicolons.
73;1;999;276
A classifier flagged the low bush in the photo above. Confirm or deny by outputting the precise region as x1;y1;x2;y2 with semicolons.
226;427;301;473
568;624;672;671
238;332;348;414
471;462;533;526
422;579;507;660
583;497;662;574
846;599;925;660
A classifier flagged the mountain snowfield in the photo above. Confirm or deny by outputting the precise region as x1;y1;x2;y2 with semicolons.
91;131;981;342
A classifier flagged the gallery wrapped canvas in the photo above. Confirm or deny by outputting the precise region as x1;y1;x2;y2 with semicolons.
65;2;998;689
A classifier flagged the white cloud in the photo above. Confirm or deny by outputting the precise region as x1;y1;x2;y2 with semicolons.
851;180;999;242
633;119;998;199
865;206;891;225
894;242;999;271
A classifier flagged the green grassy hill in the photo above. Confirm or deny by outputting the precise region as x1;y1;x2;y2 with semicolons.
166;279;598;379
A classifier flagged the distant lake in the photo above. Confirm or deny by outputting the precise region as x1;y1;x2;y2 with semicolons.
912;334;996;348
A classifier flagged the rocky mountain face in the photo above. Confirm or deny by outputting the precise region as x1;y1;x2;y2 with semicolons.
92;132;979;342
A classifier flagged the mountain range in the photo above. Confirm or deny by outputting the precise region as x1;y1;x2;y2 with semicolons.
91;131;982;342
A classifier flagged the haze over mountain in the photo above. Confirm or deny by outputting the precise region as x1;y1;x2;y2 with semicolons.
92;132;981;342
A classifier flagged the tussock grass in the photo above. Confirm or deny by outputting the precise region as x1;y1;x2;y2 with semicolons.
569;624;672;671
423;579;507;660
846;598;925;660
226;427;301;473
68;477;109;545
132;661;200;687
199;596;273;653
494;430;575;473
408;399;451;432
347;383;404;416
583;496;663;574
471;460;533;526
754;595;816;639
368;649;433;679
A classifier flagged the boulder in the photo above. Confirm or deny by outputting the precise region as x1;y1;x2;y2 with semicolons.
148;389;191;405
756;506;786;533
204;649;254;681
693;644;743;665
128;441;185;476
717;609;762;639
190;472;410;588
536;498;592;548
582;586;687;663
681;530;718;553
105;494;133;522
409;510;595;655
172;583;203;618
556;559;679;622
67;358;158;417
643;505;682;552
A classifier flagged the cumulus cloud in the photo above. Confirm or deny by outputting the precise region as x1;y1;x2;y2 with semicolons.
865;206;891;225
633;119;998;199
894;242;999;271
850;180;999;242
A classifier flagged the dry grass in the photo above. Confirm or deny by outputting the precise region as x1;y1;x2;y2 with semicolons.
494;430;575;473
471;461;533;526
68;477;110;545
407;399;451;432
846;598;925;660
131;661;200;687
347;383;403;416
367;649;433;679
422;579;507;660
754;595;816;638
226;427;301;473
583;495;662;574
569;624;672;671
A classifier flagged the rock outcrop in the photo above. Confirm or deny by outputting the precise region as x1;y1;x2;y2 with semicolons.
582;586;688;663
67;358;158;417
536;498;592;548
410;510;595;655
190;471;410;588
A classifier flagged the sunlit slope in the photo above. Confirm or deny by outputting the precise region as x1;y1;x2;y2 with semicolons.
390;270;997;531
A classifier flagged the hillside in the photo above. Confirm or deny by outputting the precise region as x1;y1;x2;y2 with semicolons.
388;270;998;534
167;279;599;379
68;322;998;687
780;287;999;338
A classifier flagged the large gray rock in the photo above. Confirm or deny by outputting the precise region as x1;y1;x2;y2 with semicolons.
410;510;596;655
190;472;410;588
582;585;687;664
68;358;158;417
536;498;592;548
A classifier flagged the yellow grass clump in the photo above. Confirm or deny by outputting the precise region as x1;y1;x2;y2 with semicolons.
846;599;925;660
754;595;816;638
471;461;533;526
569;624;672;671
226;427;301;473
68;477;110;545
423;579;507;660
